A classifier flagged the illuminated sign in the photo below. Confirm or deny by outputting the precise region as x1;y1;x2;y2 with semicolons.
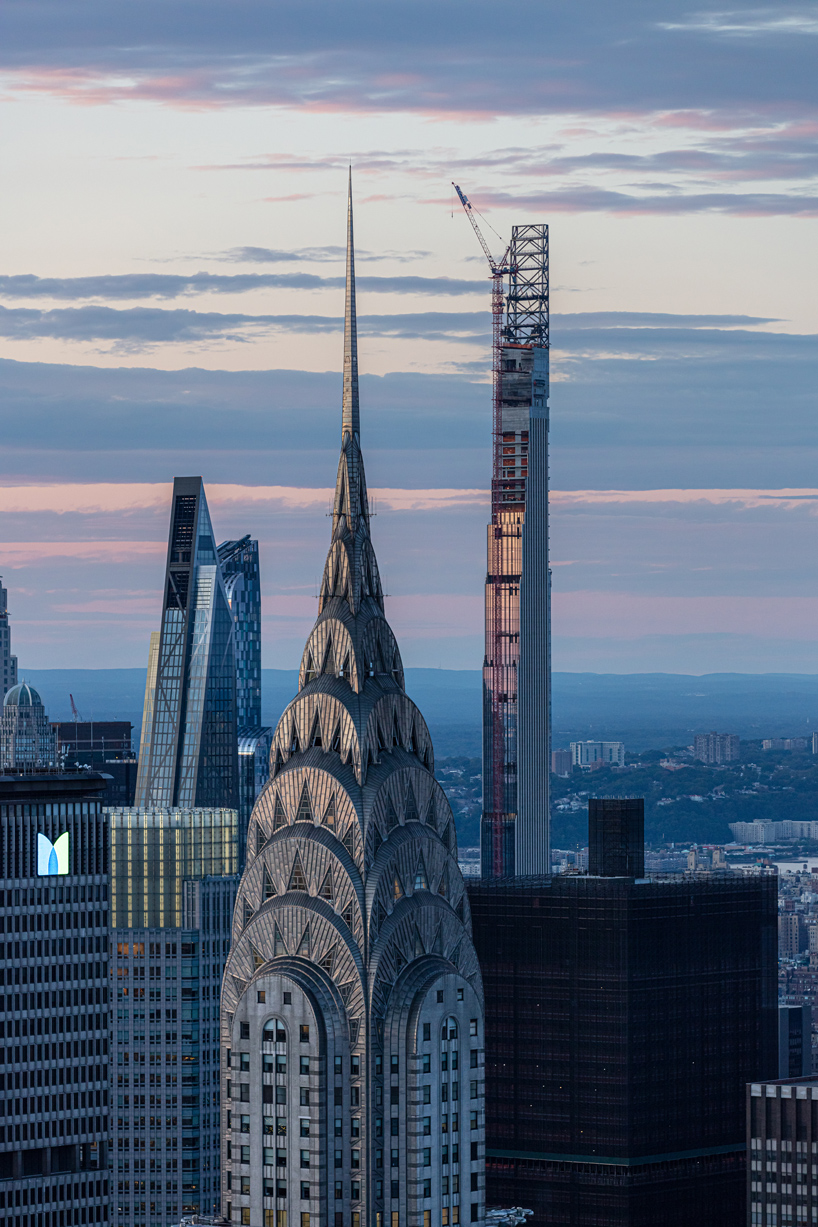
37;832;69;876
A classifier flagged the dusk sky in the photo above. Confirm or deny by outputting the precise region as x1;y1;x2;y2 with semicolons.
1;0;816;673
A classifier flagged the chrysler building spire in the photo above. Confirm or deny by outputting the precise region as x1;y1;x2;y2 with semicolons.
342;167;360;439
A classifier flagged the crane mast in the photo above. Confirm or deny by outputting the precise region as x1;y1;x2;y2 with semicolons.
453;184;551;878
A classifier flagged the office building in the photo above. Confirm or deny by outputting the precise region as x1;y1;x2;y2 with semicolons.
110;805;239;1226
694;731;740;763
569;740;625;769
0;578;18;699
134;476;238;813
55;720;138;808
221;177;486;1227
468;809;777;1227
550;750;571;777
217;537;262;732
779;1004;812;1078
0;681;58;769
0;770;110;1225
747;1075;818;1227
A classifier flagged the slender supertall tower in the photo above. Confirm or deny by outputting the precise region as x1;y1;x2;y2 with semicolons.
481;225;551;878
221;176;486;1227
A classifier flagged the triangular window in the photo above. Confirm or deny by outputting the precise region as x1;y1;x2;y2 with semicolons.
253;822;264;856
232;976;247;997
413;855;429;893
342;826;355;858
243;900;254;928
455;895;465;922
342;901;355;930
450;940;462;968
263;867;276;900
308;712;322;749
329;720;342;754
296;782;312;823
375;900;387;927
273;924;287;957
373;826;383;855
323;636;335;677
410;721;420;756
349;1019;360;1046
273;745;284;776
437;867;447;899
320;870;334;902
394;949;405;972
385;799;399;833
424;798;437;832
323;794;336;830
413;927;425;958
340;652;351;682
296;925;311;958
393;874;404;903
289;720;300;756
273;796;287;831
432;926;444;956
305;651;317;684
288;854;307;893
392;708;401;748
251;945;264;970
338;982;353;1005
404;784;419;825
319;946;336;974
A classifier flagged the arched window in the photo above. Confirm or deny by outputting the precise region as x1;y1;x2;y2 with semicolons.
263;1018;287;1045
442;1017;458;1042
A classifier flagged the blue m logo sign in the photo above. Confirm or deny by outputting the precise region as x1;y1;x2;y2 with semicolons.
37;832;69;876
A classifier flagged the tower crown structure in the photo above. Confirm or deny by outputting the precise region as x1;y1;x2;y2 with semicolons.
222;178;485;1227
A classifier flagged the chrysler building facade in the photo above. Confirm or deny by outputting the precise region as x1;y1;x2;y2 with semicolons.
221;180;486;1227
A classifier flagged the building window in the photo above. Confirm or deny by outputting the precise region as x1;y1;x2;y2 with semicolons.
301;1216;310;1227
300;1025;310;1042
335;1182;343;1200
300;1056;310;1075
301;1151;311;1169
242;1211;251;1225
301;1183;310;1200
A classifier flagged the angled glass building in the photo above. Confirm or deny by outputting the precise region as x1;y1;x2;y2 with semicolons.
135;477;239;813
218;536;272;868
220;177;486;1227
218;536;262;732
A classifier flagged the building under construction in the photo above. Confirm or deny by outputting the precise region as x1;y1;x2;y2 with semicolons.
454;191;551;878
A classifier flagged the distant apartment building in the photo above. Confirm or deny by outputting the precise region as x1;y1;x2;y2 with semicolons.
693;731;740;764
763;738;808;751
551;749;572;776
731;820;818;843
0;682;58;769
747;1075;818;1227
779;914;808;959
0;578;18;699
813;731;818;755
570;740;625;768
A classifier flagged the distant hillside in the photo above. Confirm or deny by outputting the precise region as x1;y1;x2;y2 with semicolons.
21;668;818;756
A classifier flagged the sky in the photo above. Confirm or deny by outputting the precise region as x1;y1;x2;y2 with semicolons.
0;0;817;674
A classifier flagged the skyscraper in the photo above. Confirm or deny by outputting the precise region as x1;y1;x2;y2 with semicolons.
0;769;110;1226
481;226;550;879
135;476;239;812
221;177;486;1227
218;535;272;867
0;577;18;699
468;812;778;1227
113;478;242;1226
0;681;58;769
218;536;262;730
109;806;238;1225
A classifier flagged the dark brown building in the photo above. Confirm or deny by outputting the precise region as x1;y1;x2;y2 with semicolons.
468;853;778;1226
53;720;137;807
747;1074;818;1226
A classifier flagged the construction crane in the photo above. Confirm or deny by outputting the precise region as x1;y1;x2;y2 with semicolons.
69;693;82;723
